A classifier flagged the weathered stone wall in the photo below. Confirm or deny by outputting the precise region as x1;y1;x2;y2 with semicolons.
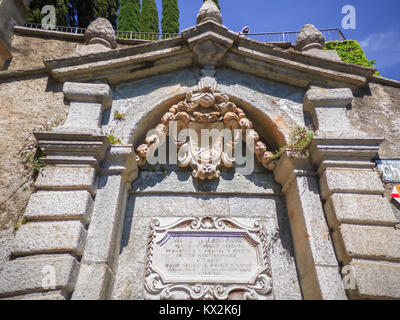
8;33;136;70
350;83;400;158
0;75;68;273
8;35;79;70
349;82;400;220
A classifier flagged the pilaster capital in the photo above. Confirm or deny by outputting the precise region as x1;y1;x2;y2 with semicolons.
34;132;110;170
102;145;138;189
63;82;112;110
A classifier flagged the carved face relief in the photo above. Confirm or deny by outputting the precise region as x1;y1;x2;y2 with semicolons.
135;87;276;179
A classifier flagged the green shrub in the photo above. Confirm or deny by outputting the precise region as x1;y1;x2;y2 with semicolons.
324;40;380;76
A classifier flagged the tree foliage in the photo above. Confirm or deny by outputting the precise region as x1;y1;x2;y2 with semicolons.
28;0;119;28
140;0;159;34
161;0;179;34
27;0;69;26
118;0;141;33
324;40;380;76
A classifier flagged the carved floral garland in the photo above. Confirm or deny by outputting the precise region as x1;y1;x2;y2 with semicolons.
135;87;277;179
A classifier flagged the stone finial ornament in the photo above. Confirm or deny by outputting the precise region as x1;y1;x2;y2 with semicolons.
84;18;117;49
197;0;223;25
295;24;325;52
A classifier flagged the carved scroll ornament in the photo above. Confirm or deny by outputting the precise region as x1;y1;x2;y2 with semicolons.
135;87;277;179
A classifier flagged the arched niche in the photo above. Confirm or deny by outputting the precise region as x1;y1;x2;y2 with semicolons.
107;70;308;300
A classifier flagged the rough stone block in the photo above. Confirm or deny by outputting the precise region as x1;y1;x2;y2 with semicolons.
0;255;79;298
35;166;97;196
325;193;397;228
320;168;385;200
71;263;111;300
350;259;400;299
13;221;87;258
24;190;93;225
333;224;400;264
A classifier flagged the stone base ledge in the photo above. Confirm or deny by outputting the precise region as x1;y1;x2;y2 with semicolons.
325;193;397;228
333;224;400;264
24;190;93;226
35;166;98;197
1;291;66;300
0;255;79;298
319;168;385;200
13;221;87;258
349;259;400;299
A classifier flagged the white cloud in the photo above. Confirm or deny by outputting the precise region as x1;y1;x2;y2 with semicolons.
360;31;400;52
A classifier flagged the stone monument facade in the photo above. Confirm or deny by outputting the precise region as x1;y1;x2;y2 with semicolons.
0;0;399;300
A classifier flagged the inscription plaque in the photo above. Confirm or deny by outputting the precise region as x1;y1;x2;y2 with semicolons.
144;217;273;300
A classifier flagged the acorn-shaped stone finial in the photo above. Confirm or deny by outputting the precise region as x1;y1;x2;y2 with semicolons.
197;0;222;25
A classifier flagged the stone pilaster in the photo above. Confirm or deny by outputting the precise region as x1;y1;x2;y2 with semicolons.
0;82;113;300
274;153;347;300
305;86;400;299
72;146;137;300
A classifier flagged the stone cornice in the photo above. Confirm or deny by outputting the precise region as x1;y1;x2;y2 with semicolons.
310;137;384;174
41;20;376;89
34;132;110;170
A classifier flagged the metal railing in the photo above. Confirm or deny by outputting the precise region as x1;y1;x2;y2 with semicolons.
24;22;86;34
245;28;346;44
23;23;180;40
116;31;180;41
22;23;346;44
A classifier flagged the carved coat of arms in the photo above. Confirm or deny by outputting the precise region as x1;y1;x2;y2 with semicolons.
135;87;277;179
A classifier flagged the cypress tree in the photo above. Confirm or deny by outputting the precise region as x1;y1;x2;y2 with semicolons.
92;0;119;29
161;0;179;35
118;0;141;33
140;0;159;39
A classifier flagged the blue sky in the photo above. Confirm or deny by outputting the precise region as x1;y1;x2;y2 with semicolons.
153;0;400;80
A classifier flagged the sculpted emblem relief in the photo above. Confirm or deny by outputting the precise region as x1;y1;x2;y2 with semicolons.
135;87;277;179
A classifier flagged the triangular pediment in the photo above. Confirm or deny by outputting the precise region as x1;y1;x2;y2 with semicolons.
44;20;375;90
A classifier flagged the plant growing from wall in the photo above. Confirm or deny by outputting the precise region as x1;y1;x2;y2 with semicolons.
23;146;46;174
118;0;141;33
13;217;27;231
272;126;314;159
105;131;122;145
324;40;380;76
114;110;126;121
